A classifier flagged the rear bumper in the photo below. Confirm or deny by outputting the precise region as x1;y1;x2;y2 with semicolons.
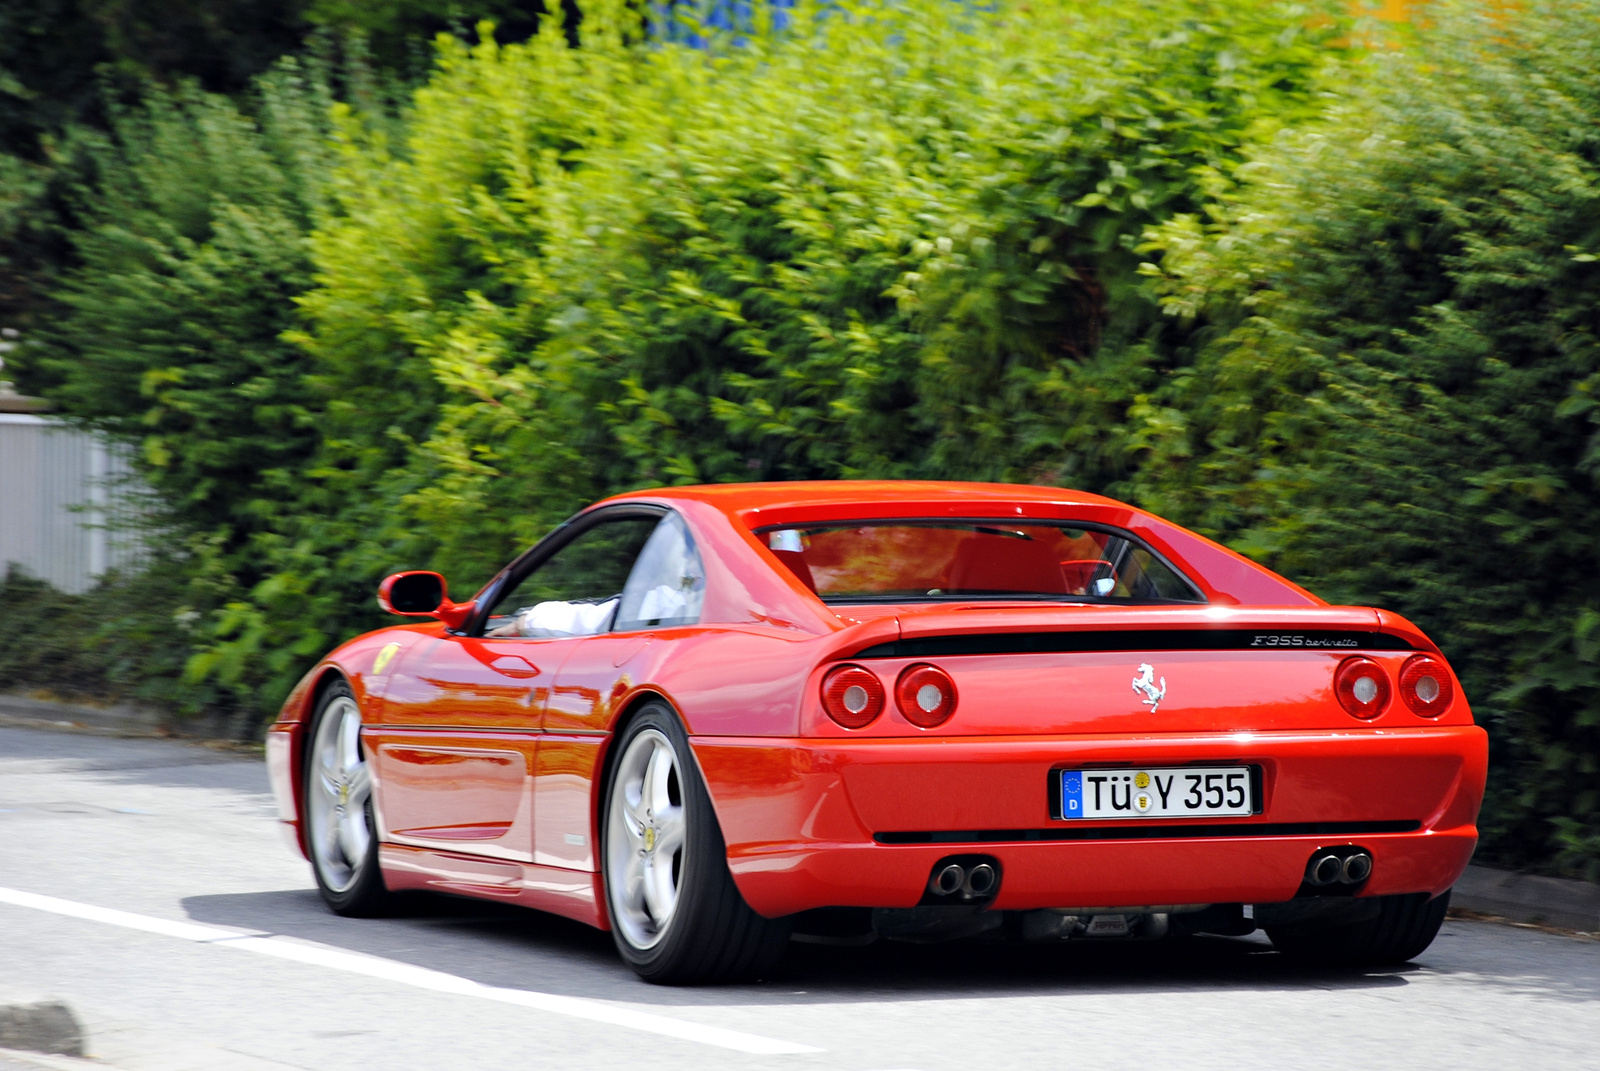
692;726;1487;918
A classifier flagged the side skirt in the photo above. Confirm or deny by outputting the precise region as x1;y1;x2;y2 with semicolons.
379;843;609;930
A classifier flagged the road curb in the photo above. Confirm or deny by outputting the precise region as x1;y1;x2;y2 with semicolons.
0;692;164;736
0;691;256;742
1453;864;1600;933
0;1003;83;1058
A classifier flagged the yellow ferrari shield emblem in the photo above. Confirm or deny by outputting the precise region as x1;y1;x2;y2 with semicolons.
373;642;401;676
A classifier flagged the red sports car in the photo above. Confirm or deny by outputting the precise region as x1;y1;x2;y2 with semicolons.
266;481;1486;983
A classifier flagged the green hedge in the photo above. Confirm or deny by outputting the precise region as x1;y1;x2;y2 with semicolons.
179;0;1338;711
0;561;213;712
1135;0;1600;877
292;0;1340;559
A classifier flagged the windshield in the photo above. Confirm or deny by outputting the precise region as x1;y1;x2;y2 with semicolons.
758;521;1204;604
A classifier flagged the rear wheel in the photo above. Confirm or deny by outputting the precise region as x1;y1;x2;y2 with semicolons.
1267;890;1451;966
602;702;790;984
305;680;388;916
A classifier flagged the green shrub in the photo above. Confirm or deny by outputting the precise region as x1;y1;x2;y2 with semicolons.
26;77;329;548
6;59;353;712
0;561;217;712
1136;0;1600;877
91;0;1320;726
291;0;1341;571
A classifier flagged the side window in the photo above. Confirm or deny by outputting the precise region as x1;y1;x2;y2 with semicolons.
1115;546;1200;601
484;515;662;637
614;512;706;631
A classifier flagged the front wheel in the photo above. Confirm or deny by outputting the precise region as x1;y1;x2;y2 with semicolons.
602;702;790;984
305;680;388;916
1267;890;1451;966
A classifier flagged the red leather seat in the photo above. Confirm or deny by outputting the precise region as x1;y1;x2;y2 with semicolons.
946;536;1066;594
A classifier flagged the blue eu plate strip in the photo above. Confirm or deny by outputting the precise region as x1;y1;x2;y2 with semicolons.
1060;771;1083;819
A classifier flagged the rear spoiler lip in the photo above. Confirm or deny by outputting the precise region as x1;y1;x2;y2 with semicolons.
884;602;1383;634
821;606;1447;661
838;605;1446;660
1374;608;1445;656
852;626;1419;659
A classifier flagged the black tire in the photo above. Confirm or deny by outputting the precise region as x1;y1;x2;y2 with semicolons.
1267;890;1451;966
601;701;791;984
303;680;389;917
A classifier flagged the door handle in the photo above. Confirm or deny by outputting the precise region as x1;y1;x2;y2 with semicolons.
489;655;540;679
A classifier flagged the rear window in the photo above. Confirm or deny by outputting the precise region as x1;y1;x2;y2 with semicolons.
758;521;1204;604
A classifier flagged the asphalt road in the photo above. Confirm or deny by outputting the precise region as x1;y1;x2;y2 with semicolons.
1;726;1596;1071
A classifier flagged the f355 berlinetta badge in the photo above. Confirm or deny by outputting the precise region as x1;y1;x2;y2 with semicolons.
1132;663;1167;712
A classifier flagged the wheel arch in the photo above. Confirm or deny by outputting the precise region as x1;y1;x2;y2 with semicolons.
597;688;685;813
594;688;733;890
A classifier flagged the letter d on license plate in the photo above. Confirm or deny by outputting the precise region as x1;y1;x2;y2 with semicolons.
1060;765;1255;819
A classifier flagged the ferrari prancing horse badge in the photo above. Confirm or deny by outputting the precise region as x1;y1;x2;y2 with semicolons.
1132;663;1167;712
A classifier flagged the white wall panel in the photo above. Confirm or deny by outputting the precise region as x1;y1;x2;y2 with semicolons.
0;414;144;593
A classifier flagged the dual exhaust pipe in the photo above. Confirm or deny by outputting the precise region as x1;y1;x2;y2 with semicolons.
1305;847;1373;887
924;855;1001;903
923;848;1367;905
931;861;997;899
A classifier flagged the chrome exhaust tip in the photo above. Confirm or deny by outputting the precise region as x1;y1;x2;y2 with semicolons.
1307;851;1344;887
1341;851;1373;884
964;863;997;898
930;863;966;897
921;855;1002;904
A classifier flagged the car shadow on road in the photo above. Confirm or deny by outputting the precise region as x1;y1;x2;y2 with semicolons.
178;889;1452;1008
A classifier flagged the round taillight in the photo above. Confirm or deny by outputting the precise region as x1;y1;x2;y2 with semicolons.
1399;655;1454;717
1335;656;1392;720
821;664;885;729
895;663;958;728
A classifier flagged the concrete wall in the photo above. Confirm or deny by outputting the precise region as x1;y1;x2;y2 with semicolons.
0;414;143;594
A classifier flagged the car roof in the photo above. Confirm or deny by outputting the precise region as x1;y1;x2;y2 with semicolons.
591;480;1325;611
596;480;1128;518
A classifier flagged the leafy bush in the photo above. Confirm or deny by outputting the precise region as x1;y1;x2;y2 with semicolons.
0;561;217;712
0;2;568;342
292;0;1341;569
72;0;1307;727
1136;0;1600;877
26;73;331;546
5;59;356;712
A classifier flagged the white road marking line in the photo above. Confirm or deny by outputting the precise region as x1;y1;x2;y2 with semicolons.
0;887;821;1056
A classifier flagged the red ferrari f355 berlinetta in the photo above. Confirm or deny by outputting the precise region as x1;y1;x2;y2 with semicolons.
266;481;1487;983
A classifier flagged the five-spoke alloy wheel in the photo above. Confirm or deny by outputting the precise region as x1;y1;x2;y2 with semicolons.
305;680;388;915
606;727;687;949
601;702;790;983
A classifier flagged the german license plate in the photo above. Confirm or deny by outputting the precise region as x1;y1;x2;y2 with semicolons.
1059;766;1255;819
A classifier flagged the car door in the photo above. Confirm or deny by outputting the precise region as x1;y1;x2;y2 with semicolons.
537;510;707;869
369;508;664;863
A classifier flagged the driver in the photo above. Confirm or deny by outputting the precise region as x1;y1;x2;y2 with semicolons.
484;596;619;638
